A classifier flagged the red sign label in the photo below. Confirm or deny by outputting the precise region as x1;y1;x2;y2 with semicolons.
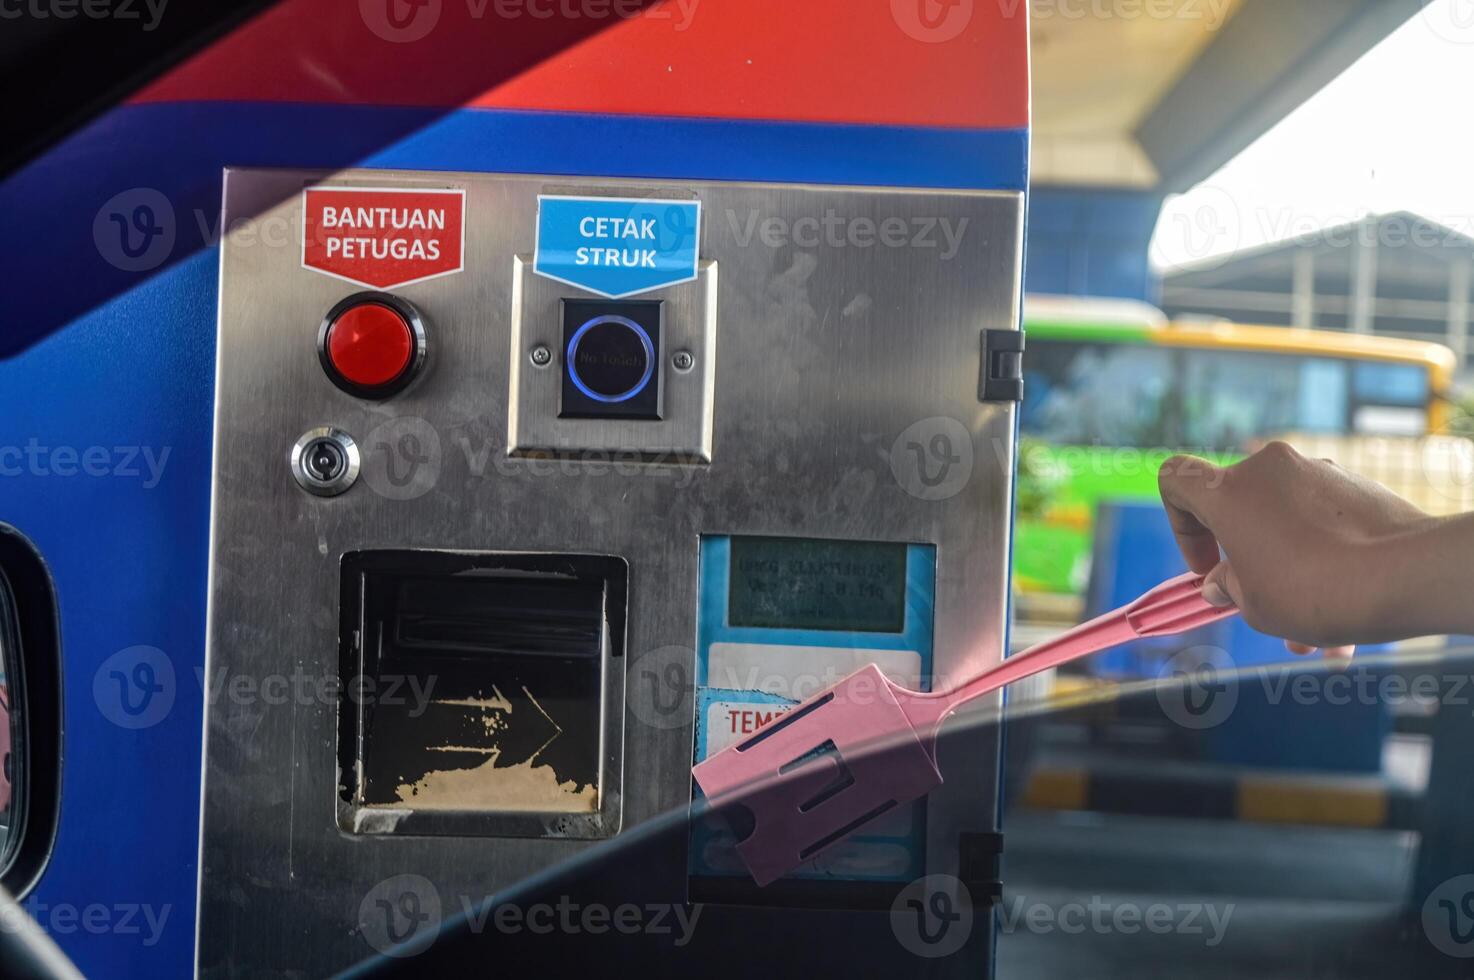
722;705;790;737
302;187;465;289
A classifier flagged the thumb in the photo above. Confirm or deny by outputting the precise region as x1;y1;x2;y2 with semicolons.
1202;560;1242;609
1158;454;1227;574
1158;453;1227;511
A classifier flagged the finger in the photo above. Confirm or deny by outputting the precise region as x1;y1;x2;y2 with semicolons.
1285;640;1318;655
1158;454;1227;574
1201;560;1242;609
1322;645;1356;660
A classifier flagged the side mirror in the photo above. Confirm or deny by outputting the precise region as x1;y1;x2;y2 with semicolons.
0;525;61;899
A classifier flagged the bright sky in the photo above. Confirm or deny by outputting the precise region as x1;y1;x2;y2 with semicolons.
1149;0;1474;272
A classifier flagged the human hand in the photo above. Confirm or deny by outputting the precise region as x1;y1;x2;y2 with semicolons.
1157;441;1459;654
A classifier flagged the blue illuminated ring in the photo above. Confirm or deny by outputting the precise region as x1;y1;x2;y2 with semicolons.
566;315;656;403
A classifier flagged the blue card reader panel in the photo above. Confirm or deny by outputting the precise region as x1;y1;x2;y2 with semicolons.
690;535;936;886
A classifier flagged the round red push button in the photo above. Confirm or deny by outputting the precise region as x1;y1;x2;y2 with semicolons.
325;302;414;390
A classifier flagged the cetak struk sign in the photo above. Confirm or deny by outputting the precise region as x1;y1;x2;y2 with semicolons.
302;187;465;289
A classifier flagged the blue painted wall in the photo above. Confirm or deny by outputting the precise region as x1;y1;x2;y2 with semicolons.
1025;186;1165;302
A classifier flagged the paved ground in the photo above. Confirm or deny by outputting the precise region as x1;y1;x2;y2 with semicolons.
995;809;1465;978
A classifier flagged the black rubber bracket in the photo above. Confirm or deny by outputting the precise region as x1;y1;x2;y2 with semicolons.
979;329;1025;403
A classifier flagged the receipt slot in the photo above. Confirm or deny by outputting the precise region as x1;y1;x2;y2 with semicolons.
202;165;1023;976
336;551;626;838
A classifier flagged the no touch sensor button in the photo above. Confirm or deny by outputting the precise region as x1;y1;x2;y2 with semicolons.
568;315;655;403
559;298;664;420
290;427;361;496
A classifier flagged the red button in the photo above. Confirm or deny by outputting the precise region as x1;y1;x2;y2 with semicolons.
326;303;414;389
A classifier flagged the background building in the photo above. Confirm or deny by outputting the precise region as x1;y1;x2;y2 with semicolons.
1162;212;1474;370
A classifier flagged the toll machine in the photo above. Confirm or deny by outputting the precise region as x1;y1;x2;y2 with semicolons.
183;5;1029;978
203;164;1023;971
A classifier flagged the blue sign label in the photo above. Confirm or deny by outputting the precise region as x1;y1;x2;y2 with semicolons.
534;195;701;298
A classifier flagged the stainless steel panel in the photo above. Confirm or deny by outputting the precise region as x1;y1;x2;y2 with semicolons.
201;168;1023;976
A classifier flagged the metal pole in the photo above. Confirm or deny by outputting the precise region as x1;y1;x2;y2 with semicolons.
1292;248;1315;329
1448;254;1471;369
1350;218;1378;335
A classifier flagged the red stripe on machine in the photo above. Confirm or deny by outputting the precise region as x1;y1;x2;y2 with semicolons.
129;0;1028;131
